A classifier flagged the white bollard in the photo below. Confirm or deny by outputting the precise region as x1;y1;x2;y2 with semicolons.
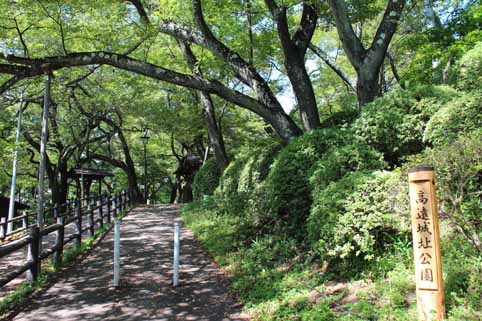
173;219;181;287
113;218;121;287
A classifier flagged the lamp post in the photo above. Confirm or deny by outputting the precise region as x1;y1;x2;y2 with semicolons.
140;128;150;203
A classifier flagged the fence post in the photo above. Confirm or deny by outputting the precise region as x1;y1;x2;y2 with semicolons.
113;218;121;287
0;217;5;240
173;219;181;287
87;204;94;237
106;194;111;224
53;205;60;220
96;198;103;228
75;199;82;247
53;216;65;268
22;211;28;229
26;225;40;282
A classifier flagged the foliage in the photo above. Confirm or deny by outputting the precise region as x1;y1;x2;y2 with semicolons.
258;129;348;238
308;170;410;263
424;93;482;145
455;41;482;92
417;131;482;252
352;86;458;165
309;144;385;190
192;159;221;201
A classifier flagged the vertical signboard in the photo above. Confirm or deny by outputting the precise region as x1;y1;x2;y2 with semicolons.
408;166;445;321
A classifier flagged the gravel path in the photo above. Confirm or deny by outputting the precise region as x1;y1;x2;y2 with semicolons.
8;205;247;321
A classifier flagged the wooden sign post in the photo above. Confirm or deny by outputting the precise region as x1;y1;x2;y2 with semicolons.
408;166;445;321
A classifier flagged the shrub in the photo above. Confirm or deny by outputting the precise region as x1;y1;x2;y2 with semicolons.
308;170;411;262
417;130;482;252
259;128;348;238
456;41;482;91
214;155;248;214
309;144;386;190
424;93;482;145
192;159;221;201
320;109;358;129
352;86;458;165
214;139;282;217
308;171;371;259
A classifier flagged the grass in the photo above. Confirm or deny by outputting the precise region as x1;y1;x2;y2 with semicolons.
0;209;130;318
181;201;482;321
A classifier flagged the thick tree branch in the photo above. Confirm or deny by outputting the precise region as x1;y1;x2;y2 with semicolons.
191;0;282;111
0;51;274;119
327;0;365;69
125;0;150;23
367;0;406;68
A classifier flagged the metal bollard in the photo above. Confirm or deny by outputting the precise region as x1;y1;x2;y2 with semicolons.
113;218;121;287
173;219;181;287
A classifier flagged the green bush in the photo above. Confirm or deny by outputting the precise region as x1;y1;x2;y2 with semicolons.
214;139;282;217
424;93;482;145
308;172;370;259
352;86;458;165
456;41;482;91
214;155;248;214
192;159;221;201
417;130;482;252
310;144;386;190
259;128;348;238
320;109;358;129
308;170;410;263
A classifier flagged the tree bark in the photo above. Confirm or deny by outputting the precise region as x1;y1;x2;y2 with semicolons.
178;41;230;171
265;1;320;131
327;0;406;107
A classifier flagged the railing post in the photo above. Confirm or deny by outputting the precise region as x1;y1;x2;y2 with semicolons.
96;198;103;228
0;217;6;240
53;216;65;269
75;199;82;247
26;225;40;282
113;218;121;287
106;194;111;224
87;204;94;237
173;219;181;287
53;205;60;220
22;211;28;229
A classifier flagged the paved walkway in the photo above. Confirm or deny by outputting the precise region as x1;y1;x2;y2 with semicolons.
9;205;246;321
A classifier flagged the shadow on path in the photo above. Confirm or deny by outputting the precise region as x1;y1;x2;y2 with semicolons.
10;205;247;321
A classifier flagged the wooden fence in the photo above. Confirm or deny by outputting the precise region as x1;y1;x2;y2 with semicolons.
0;189;136;289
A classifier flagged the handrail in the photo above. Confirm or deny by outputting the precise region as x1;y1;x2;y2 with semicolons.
0;188;136;290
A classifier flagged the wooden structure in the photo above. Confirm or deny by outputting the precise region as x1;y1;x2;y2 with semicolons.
72;168;113;198
408;166;445;321
0;189;135;288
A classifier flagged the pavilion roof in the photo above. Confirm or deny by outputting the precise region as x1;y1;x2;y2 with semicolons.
72;168;113;180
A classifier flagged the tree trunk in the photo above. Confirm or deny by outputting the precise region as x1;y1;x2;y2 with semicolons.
199;93;229;171
287;61;321;130
267;2;320;131
356;67;382;107
177;41;230;171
